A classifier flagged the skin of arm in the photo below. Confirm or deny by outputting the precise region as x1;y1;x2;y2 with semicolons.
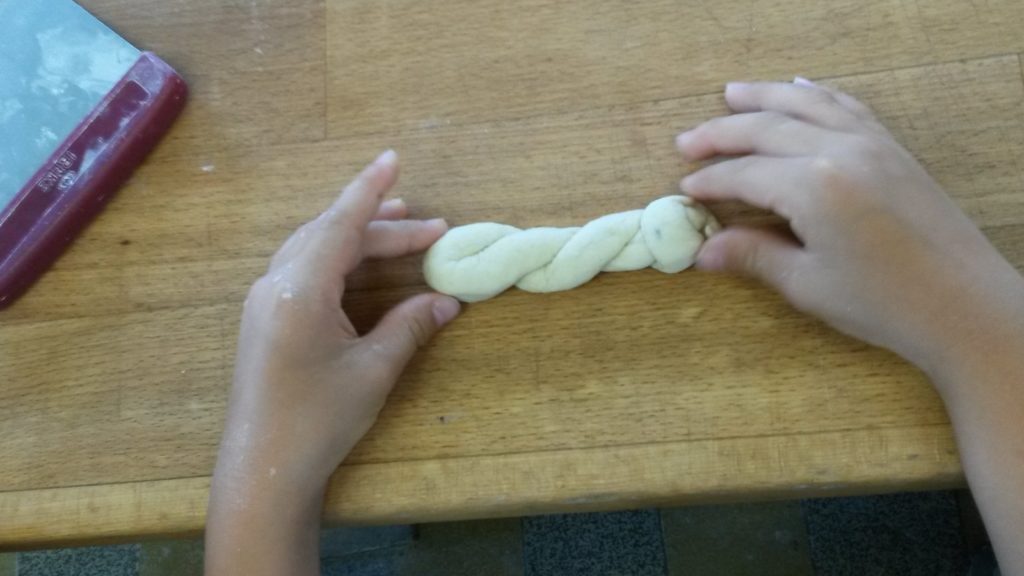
204;151;461;576
676;79;1024;574
206;83;1023;575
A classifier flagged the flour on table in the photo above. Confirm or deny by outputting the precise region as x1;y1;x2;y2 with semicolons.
422;195;720;302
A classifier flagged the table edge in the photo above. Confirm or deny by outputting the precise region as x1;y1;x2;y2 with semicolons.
0;423;964;550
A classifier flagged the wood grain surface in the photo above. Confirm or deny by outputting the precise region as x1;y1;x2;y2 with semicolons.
1;0;1023;547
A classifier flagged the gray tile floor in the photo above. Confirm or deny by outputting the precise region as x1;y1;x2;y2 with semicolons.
804;492;967;575
524;509;665;575
1;490;999;576
662;501;814;575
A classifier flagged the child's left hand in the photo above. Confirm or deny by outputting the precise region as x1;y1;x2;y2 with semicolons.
209;150;460;526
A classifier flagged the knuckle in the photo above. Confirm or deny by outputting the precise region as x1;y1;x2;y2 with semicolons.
706;113;749;136
268;221;316;269
806;89;838;109
247;273;307;314
330;220;362;249
404;315;434;348
357;345;399;386
845;134;886;162
761;110;792;125
810;155;843;182
268;248;295;272
292;221;315;243
809;156;856;210
693;118;722;140
320;205;346;228
246;276;274;303
760;111;801;135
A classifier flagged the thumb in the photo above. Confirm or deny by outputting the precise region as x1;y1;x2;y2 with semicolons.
696;226;803;292
363;293;461;372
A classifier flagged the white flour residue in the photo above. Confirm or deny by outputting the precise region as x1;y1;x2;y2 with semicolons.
0;99;24;124
78;145;103;174
32;26;137;98
0;0;139;207
34;126;58;148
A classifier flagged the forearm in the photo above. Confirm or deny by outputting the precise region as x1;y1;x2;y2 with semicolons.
942;374;1024;575
204;462;326;576
928;274;1024;575
202;151;455;575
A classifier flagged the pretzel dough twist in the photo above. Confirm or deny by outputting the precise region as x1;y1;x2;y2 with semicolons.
423;196;720;302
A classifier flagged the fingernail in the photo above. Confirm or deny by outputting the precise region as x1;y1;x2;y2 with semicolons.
426;218;448;231
432;296;461;326
793;76;817;87
383;197;404;207
695;240;725;271
680;173;697;192
675;131;693;151
724;81;749;94
374;149;397;166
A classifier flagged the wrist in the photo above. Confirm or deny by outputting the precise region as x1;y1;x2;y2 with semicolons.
206;455;326;576
210;442;330;520
921;275;1024;404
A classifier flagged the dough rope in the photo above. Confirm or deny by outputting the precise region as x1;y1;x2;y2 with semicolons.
423;195;720;302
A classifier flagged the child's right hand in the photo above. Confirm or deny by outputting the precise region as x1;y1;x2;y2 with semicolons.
678;80;1024;574
676;80;1024;387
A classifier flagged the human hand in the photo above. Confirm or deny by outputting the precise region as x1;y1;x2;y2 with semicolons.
213;150;461;503
676;79;1024;384
205;151;460;576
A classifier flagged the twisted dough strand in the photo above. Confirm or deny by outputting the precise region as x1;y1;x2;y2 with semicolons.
423;195;720;302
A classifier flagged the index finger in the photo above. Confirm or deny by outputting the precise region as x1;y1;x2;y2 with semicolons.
724;81;861;132
295;149;400;294
681;155;809;222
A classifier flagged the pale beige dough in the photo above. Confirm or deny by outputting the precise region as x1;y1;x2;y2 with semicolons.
423;195;720;302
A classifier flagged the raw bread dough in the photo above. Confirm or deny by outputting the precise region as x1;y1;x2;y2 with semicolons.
423;195;720;302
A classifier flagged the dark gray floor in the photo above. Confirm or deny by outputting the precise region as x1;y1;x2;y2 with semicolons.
2;490;999;576
523;509;666;575
14;545;139;576
804;492;967;575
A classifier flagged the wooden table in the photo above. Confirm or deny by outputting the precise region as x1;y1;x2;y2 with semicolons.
2;0;1023;549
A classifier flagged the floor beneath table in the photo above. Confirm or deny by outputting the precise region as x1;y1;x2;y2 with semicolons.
1;491;999;576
